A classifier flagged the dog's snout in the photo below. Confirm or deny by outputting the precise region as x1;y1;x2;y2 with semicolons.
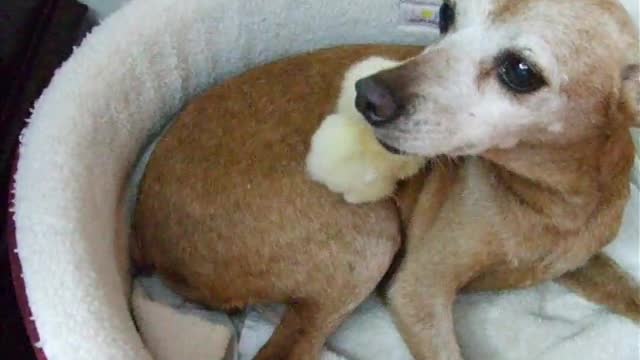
355;77;400;126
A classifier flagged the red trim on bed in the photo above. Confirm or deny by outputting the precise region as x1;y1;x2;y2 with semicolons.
7;150;48;360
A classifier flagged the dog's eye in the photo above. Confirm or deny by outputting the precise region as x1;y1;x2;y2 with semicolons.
439;1;455;34
497;53;546;94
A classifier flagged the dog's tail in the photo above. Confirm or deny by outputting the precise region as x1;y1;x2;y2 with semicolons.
557;252;640;323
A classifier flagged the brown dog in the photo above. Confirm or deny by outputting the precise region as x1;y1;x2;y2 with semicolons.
133;1;640;359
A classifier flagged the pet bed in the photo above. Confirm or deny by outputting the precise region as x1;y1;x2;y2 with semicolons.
7;0;640;359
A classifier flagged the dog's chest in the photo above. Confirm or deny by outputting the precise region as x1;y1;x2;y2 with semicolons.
407;159;499;248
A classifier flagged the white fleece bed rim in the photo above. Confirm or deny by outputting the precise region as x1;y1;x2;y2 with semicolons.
9;0;640;359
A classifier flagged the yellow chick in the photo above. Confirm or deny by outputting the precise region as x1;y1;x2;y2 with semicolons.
306;57;425;204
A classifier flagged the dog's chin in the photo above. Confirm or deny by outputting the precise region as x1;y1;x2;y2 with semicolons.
445;142;493;157
376;137;436;157
378;140;407;155
377;140;476;158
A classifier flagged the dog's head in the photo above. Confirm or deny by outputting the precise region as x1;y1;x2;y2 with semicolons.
356;0;639;157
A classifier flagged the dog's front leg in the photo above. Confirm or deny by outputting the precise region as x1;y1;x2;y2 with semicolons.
387;259;462;360
386;232;490;360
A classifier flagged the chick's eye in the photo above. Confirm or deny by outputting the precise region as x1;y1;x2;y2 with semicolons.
439;1;455;34
497;53;546;94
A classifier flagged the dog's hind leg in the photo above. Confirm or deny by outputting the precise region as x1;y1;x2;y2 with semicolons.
252;301;339;360
556;252;640;323
253;293;370;360
253;231;399;360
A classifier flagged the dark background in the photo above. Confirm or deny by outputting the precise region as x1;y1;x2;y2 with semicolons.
0;1;92;358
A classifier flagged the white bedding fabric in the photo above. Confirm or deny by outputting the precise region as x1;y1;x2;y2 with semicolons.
12;0;639;359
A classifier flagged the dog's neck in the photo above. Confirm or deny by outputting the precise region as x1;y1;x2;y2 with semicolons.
481;128;635;232
395;127;635;234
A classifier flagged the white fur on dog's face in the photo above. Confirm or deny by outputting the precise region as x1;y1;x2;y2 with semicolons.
369;0;639;157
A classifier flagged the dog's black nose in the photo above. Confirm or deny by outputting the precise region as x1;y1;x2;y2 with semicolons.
355;77;400;126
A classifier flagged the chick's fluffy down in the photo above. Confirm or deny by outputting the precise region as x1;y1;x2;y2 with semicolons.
306;57;424;204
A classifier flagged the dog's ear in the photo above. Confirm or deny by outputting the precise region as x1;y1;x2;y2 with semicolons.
621;64;640;127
